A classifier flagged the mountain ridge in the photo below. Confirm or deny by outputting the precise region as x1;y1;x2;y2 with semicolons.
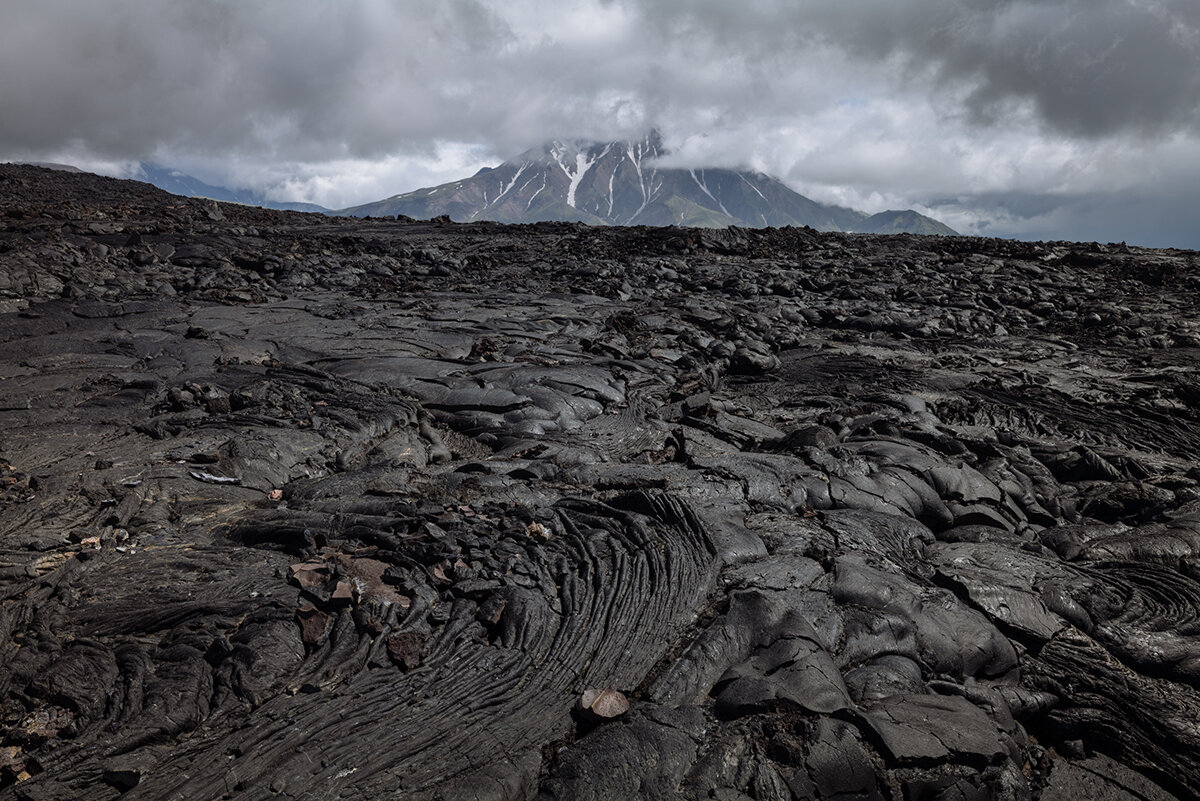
20;139;957;235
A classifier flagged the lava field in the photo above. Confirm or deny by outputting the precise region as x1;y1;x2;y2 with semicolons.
2;164;1200;800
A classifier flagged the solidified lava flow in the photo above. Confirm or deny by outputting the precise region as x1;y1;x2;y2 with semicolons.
2;163;1200;800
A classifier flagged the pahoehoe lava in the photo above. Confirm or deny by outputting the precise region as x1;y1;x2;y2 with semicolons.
2;164;1200;800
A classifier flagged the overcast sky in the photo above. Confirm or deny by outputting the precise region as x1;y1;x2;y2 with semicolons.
4;0;1200;246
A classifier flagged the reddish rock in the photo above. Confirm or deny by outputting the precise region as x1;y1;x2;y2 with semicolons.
289;561;329;589
386;632;425;671
296;603;332;647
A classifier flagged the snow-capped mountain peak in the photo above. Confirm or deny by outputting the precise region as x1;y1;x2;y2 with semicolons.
340;132;956;234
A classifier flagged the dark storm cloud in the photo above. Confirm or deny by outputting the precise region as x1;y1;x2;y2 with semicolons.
0;1;669;161
630;0;1200;138
9;0;1198;161
0;1;527;160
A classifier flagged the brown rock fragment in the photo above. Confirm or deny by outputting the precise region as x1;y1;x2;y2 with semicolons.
580;687;630;719
296;603;332;647
289;560;329;589
386;632;425;671
331;580;354;606
0;746;25;782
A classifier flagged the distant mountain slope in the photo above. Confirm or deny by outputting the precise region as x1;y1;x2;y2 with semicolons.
132;163;329;213
340;133;955;234
858;209;959;236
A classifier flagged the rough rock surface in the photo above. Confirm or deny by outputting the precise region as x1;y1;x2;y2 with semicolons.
1;164;1200;800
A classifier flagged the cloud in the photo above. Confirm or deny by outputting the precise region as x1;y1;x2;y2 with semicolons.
22;0;1197;158
2;1;513;158
2;1;1199;245
628;0;1200;138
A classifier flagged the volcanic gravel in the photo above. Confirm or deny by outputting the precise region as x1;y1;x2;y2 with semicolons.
2;164;1200;800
